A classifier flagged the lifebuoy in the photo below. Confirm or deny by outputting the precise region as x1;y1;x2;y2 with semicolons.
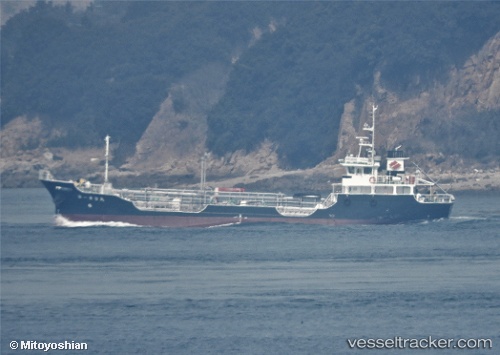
369;176;376;184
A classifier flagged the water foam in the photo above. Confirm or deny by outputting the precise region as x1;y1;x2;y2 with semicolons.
54;215;140;228
206;222;241;228
450;216;487;221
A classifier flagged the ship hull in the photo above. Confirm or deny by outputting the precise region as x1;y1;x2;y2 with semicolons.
41;180;453;228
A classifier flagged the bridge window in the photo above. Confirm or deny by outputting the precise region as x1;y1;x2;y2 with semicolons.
396;186;412;195
375;186;393;195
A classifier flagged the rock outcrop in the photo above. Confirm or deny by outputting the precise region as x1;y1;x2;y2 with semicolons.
1;32;499;190
331;31;500;172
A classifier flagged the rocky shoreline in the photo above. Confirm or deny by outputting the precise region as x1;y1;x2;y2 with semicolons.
2;158;498;193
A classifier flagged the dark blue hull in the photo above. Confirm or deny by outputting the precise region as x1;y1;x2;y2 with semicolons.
41;180;453;227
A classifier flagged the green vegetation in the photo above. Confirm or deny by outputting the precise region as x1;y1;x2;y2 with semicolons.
1;1;271;161
207;2;500;167
2;1;499;167
431;108;500;162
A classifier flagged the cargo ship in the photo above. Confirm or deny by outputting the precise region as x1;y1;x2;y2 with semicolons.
40;105;454;227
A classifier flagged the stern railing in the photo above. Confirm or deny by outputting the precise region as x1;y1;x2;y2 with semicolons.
415;193;454;204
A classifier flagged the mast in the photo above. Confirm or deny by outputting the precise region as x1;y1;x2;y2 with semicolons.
104;135;110;184
362;104;377;164
371;104;376;164
200;152;207;191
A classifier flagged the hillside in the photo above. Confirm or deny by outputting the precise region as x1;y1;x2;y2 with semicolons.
1;1;500;189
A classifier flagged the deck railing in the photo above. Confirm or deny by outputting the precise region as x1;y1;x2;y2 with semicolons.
74;184;323;212
332;183;454;203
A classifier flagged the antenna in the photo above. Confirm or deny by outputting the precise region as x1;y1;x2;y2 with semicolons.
371;104;377;163
104;135;110;184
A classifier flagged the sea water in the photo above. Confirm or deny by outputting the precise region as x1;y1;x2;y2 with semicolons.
1;188;499;354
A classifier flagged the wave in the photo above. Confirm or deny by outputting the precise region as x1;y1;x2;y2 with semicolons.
447;215;495;230
450;216;488;221
206;222;241;228
54;215;141;228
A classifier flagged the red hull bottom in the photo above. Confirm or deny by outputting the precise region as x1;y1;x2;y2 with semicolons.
57;214;375;228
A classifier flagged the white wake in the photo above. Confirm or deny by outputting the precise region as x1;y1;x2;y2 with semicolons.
54;215;140;228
